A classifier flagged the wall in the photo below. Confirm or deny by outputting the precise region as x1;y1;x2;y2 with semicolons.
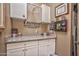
0;4;6;56
48;3;72;56
0;4;10;56
4;4;11;38
12;19;49;35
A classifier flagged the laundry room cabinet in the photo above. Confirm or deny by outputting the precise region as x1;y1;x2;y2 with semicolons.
24;41;38;56
38;40;49;56
27;3;42;23
7;42;25;56
41;4;51;23
38;39;55;56
7;39;55;56
7;41;38;56
7;48;24;56
10;3;27;19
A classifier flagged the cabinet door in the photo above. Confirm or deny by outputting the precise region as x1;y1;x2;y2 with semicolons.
7;42;25;56
7;48;24;56
27;4;41;23
42;4;50;23
24;41;38;56
25;46;38;56
0;4;5;28
38;40;49;56
48;39;55;56
32;6;42;23
10;3;27;19
39;45;49;56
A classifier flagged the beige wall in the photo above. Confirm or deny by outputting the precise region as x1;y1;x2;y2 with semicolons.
4;4;11;38
50;3;72;56
0;4;10;56
12;19;49;35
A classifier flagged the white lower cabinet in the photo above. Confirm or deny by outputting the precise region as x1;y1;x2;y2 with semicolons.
7;48;24;56
24;41;38;56
38;40;49;56
39;45;49;56
7;42;25;56
24;46;38;56
38;39;55;56
48;39;55;56
7;39;55;56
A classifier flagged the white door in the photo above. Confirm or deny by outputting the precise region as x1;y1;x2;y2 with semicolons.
10;3;27;19
38;40;49;56
7;48;24;56
41;4;50;23
25;46;38;56
48;39;55;56
39;45;49;56
24;41;38;56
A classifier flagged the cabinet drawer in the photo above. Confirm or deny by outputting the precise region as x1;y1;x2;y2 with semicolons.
7;42;25;50
39;40;49;46
25;41;38;47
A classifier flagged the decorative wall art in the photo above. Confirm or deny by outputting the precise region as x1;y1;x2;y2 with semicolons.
55;20;67;32
55;3;69;17
55;21;61;31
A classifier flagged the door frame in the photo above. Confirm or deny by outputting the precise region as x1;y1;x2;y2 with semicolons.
71;3;78;56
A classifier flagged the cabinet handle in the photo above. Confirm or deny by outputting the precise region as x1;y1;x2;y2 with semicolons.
22;15;25;17
24;49;27;51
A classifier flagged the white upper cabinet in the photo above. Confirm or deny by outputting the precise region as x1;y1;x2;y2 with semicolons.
41;4;51;23
27;3;42;23
10;3;27;20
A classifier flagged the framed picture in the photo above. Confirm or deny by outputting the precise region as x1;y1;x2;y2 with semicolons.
55;21;61;31
55;20;67;32
55;3;69;17
61;20;67;32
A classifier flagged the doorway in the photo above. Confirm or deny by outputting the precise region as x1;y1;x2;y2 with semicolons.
71;3;78;56
77;4;79;56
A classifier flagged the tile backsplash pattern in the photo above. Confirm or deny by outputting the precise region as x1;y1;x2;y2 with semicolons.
25;22;40;28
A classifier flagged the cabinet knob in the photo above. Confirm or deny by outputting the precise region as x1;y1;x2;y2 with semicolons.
22;15;25;17
24;49;27;51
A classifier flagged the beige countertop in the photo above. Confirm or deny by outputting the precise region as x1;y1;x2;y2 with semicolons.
6;34;56;44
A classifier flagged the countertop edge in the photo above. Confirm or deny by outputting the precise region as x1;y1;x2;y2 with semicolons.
6;37;56;44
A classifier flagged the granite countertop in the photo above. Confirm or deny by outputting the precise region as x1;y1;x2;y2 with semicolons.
6;34;56;44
